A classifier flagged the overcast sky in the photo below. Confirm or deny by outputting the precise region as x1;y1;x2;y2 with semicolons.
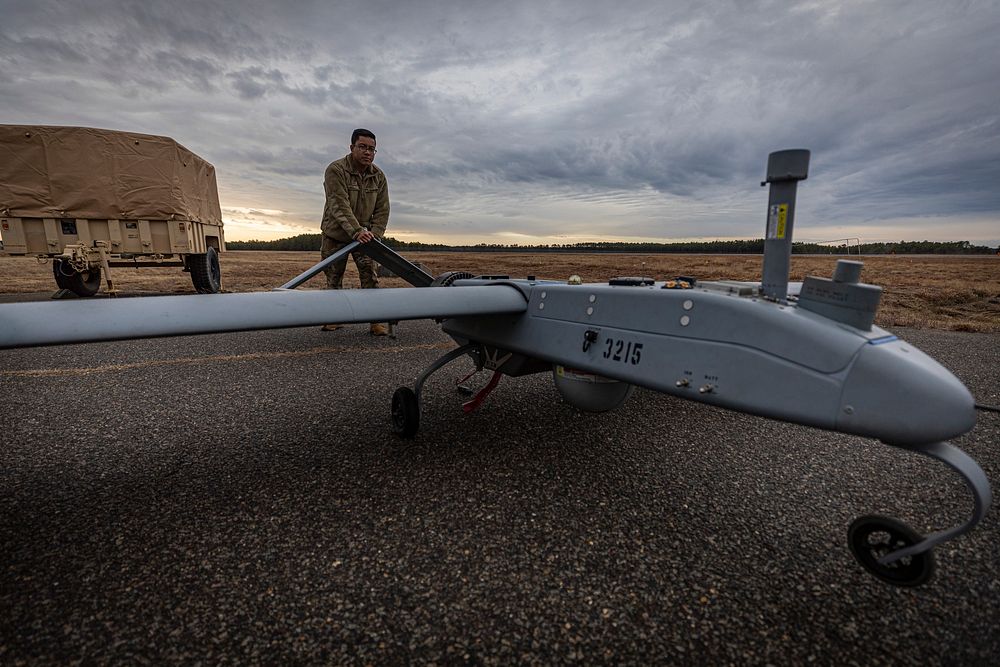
2;0;998;245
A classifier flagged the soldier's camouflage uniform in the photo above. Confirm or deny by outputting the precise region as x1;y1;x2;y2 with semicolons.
320;154;389;289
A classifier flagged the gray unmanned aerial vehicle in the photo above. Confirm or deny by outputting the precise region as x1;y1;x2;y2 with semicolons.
1;150;993;587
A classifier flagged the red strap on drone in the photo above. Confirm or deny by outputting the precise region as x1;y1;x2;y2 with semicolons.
462;370;503;413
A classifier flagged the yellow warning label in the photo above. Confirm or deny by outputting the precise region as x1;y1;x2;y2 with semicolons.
768;203;789;239
776;204;787;238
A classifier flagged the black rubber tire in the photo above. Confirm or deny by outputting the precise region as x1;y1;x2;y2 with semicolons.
52;259;102;297
391;387;420;438
848;514;935;587
189;247;222;294
53;259;74;291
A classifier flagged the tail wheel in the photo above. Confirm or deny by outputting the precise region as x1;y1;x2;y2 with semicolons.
190;247;222;293
848;515;935;587
52;259;102;297
391;387;420;438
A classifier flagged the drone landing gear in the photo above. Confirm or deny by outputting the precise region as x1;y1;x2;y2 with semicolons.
849;440;992;586
391;387;420;438
461;370;503;413
390;343;477;438
848;515;934;587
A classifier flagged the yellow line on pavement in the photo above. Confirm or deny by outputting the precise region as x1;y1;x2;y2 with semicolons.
2;342;456;378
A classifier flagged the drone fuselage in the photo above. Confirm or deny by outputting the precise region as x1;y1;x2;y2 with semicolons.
443;278;976;447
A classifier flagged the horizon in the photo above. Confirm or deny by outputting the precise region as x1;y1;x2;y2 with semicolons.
225;232;999;250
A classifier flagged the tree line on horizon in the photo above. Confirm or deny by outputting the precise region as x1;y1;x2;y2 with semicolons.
226;233;998;255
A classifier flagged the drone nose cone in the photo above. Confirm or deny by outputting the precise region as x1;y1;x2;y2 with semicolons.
838;339;975;445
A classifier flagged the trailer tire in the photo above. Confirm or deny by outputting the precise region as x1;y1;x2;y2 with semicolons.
189;247;222;294
52;259;102;297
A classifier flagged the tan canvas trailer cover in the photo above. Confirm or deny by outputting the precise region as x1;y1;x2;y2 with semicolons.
0;125;225;295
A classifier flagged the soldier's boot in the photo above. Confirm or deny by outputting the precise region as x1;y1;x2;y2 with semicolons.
321;324;343;331
369;323;389;336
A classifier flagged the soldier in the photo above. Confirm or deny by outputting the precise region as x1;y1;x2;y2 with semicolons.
319;128;390;335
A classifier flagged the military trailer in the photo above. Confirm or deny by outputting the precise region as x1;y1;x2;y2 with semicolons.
0;125;225;296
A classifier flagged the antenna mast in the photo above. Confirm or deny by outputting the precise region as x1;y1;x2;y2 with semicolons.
760;149;810;302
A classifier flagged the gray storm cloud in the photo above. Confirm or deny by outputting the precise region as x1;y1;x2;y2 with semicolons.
1;0;998;244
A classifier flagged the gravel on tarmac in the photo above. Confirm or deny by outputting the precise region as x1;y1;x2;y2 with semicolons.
1;319;998;665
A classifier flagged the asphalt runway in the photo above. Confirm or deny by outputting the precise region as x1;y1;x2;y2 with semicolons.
1;318;998;664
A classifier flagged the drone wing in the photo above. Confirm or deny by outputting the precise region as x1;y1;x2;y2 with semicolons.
0;285;528;349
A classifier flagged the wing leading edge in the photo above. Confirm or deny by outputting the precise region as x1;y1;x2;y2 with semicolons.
0;285;528;349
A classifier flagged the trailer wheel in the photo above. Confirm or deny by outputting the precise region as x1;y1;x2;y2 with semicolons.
52;259;102;297
189;247;222;294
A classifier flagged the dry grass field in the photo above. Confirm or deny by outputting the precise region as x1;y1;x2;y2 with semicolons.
1;250;998;332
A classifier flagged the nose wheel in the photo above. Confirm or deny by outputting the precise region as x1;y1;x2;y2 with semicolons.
847;439;991;586
848;515;934;587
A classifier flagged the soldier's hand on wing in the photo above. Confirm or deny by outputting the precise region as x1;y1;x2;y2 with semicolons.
354;229;375;243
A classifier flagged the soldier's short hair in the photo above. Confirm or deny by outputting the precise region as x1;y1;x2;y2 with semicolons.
352;128;376;145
